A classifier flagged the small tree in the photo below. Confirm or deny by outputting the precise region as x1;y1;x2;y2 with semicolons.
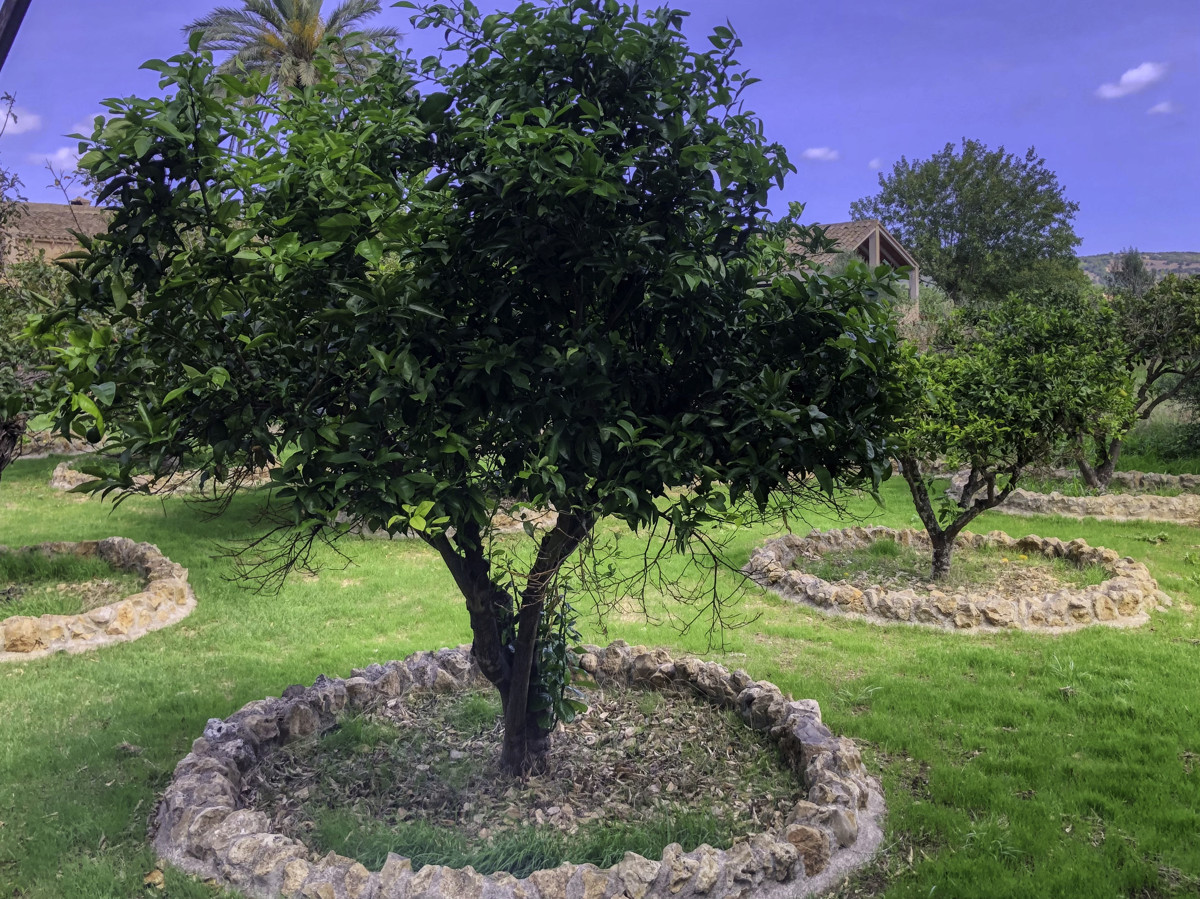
895;287;1132;578
850;139;1082;308
46;3;902;774
1105;247;1157;300
1076;273;1200;486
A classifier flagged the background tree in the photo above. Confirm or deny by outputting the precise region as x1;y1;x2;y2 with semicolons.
1105;246;1157;300
1076;273;1200;486
850;139;1082;308
185;0;400;91
0;90;40;482
47;3;902;775
895;286;1132;578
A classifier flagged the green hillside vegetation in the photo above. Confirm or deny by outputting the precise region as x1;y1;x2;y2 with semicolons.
1078;251;1200;285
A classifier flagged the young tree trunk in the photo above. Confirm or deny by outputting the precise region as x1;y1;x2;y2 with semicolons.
0;414;28;485
898;454;1018;581
930;532;954;580
425;510;593;776
1077;433;1122;489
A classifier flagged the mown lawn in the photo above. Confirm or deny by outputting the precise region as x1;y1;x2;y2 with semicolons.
1;455;1198;898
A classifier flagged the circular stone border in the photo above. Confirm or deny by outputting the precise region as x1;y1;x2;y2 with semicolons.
49;461;273;496
0;537;196;661
994;488;1200;526
151;641;885;899
745;527;1170;632
947;467;1200;525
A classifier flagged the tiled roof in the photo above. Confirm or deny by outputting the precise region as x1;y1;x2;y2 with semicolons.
7;201;111;243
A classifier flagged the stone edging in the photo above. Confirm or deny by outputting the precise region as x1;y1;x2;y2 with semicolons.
0;538;196;661
49;461;274;496
745;527;1169;633
995;489;1200;525
946;467;1200;525
152;641;885;899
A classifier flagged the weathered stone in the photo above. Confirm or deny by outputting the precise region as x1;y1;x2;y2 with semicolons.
981;600;1017;628
2;617;39;653
526;862;575;898
345;677;375;707
282;859;312;896
284;702;321;738
784;824;831;876
377;664;413;697
954;603;981;629
571;864;616;899
428;864;482;899
691;844;722;895
1094;595;1119;621
615;853;660;899
196;809;271;854
660;843;698;894
377;854;413;899
821;808;859;847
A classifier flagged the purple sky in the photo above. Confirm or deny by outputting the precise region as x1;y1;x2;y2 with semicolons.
2;0;1196;253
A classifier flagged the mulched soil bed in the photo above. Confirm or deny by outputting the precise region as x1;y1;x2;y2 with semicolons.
244;684;799;859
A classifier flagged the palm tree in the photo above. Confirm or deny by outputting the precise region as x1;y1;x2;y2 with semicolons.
185;0;401;92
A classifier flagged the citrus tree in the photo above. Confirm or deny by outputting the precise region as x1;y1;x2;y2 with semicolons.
1076;273;1200;486
44;2;902;774
895;287;1132;578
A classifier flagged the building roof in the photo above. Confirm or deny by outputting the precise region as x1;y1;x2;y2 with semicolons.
803;219;918;271
8;201;111;243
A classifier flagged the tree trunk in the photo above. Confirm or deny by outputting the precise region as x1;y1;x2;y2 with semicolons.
498;685;552;775
424;510;593;777
1077;433;1121;489
1095;436;1121;488
930;532;954;581
0;414;28;485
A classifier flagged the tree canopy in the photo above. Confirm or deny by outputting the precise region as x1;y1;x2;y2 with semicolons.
850;139;1082;308
1105;246;1157;301
1076;272;1200;486
46;1;902;774
185;0;401;91
894;285;1132;578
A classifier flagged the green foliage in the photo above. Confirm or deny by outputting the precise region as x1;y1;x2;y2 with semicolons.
894;286;1135;573
1078;251;1200;286
851;138;1081;307
0;256;70;479
2;459;1200;897
185;0;402;92
1116;274;1200;417
44;2;901;760
900;289;1132;480
1106;247;1157;300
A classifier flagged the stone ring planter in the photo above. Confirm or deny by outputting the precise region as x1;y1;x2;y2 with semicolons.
745;527;1170;633
0;538;195;661
993;489;1200;526
50;461;274;496
152;641;885;899
947;467;1200;525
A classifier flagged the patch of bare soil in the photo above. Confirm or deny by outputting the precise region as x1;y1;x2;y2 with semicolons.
245;685;799;846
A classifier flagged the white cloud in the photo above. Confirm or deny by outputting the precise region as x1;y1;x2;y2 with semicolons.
1096;62;1167;99
30;146;81;170
69;113;106;137
1;105;42;136
868;157;882;170
1147;100;1176;115
801;147;839;162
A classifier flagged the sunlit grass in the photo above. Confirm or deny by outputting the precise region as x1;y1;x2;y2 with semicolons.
0;456;1197;897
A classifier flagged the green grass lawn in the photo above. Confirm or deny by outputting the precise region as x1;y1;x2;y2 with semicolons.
1;456;1198;898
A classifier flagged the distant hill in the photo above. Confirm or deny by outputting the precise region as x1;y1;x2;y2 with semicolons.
1078;251;1200;285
